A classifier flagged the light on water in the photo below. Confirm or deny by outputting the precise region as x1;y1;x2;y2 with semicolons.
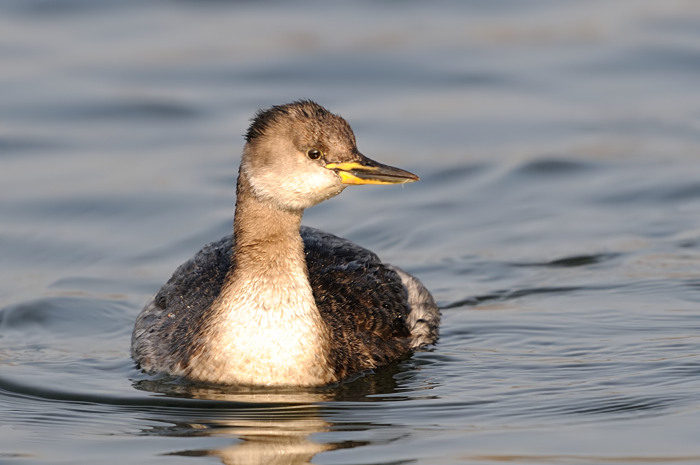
2;1;700;464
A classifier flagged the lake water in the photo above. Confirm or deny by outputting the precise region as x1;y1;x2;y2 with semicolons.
2;1;700;464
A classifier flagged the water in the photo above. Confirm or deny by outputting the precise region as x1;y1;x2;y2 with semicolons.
2;0;700;463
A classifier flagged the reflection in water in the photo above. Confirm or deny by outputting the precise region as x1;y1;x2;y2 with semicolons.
132;361;421;464
134;380;335;464
208;418;337;465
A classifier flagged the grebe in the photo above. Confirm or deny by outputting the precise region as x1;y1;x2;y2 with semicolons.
131;100;439;386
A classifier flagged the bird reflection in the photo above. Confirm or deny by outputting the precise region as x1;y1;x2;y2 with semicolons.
131;362;419;465
209;417;338;465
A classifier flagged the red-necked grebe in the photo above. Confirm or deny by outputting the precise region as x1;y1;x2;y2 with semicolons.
131;100;440;386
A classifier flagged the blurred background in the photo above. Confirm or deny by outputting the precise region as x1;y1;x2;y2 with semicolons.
2;1;700;464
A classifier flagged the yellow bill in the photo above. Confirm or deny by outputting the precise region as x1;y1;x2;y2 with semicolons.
325;157;419;185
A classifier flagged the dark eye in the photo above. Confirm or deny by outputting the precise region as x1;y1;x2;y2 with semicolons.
306;149;322;160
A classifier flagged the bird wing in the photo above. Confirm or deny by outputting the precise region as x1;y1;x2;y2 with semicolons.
302;227;412;378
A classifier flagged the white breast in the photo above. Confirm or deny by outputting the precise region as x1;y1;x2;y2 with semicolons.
186;268;335;386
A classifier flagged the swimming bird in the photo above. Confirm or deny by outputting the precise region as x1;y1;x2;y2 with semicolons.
131;100;439;386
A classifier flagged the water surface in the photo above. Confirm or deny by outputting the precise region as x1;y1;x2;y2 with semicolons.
2;1;700;464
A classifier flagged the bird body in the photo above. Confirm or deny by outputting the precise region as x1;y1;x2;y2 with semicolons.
131;101;439;386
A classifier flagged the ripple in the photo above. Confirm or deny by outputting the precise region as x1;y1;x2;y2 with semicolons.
0;136;66;156
510;157;599;177
443;284;616;309
513;253;621;268
597;179;700;205
0;296;127;335
558;395;677;417
27;99;201;122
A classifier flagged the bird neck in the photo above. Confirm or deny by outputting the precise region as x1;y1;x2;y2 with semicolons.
232;171;306;269
194;170;334;386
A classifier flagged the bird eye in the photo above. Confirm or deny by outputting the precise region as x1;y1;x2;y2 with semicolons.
306;149;322;160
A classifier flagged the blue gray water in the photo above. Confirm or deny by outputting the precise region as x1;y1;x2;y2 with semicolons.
2;1;700;464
